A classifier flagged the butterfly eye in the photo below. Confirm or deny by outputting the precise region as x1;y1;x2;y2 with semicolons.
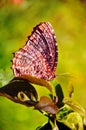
17;91;30;102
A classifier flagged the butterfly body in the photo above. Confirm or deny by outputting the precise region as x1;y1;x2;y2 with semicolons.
12;22;58;81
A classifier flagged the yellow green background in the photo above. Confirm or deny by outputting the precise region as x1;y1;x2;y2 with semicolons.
0;0;86;129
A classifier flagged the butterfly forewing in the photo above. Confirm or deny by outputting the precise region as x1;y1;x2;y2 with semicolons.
12;22;58;80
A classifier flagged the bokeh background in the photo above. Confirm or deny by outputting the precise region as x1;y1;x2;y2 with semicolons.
0;0;86;129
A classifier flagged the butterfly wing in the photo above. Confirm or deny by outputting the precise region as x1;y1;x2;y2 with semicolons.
12;22;58;80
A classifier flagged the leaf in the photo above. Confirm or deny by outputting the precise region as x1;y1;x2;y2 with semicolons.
55;84;64;108
57;105;84;130
63;97;86;117
19;75;53;92
35;96;58;114
36;122;52;130
0;77;38;107
56;121;71;130
63;82;86;118
65;112;84;130
67;83;74;98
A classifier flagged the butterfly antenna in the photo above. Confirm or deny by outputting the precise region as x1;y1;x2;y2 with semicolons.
56;73;77;79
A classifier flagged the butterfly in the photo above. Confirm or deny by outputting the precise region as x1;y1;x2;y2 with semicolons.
12;22;58;81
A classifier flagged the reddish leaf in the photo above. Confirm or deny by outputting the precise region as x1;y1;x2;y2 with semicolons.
35;96;58;114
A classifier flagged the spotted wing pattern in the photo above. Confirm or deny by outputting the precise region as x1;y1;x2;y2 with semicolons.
12;22;58;80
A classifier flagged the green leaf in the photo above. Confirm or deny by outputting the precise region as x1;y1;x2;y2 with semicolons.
57;105;84;130
66;112;84;130
63;97;86;117
55;84;64;108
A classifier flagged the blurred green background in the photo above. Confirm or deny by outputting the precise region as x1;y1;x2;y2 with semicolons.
0;0;86;129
